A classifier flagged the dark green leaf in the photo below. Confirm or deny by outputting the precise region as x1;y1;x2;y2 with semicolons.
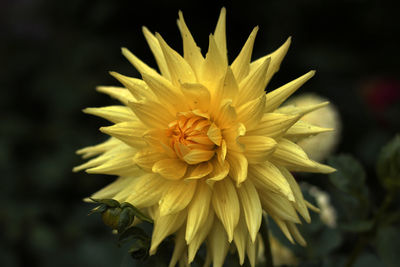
308;228;342;258
353;253;385;267
377;135;400;190
328;154;367;195
376;226;400;267
339;220;374;232
128;239;149;261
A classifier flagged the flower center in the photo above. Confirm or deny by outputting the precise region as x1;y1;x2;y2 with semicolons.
167;112;216;165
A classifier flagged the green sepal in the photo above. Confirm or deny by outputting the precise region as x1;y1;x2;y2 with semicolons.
117;206;135;233
121;202;153;224
90;198;120;208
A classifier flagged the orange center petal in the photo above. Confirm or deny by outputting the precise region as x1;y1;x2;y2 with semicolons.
167;112;217;164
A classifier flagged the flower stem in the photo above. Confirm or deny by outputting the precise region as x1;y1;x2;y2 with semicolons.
261;215;274;267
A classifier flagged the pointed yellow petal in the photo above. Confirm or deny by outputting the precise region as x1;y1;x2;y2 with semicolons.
258;190;300;223
188;209;214;264
83;106;134;124
180;82;211;112
86;150;137;176
231;27;259;83
277;101;330;116
100;121;147;148
236;95;266;131
150;209;186;255
109;71;154;101
152;158;188;180
200;34;227;89
142;26;171;80
141;72;188;112
133;147;167;171
285;120;334;141
246;233;257;267
226;151;248;186
208;219;230;267
270;216;295;244
125;173;169;208
90;176;133;200
250;37;291;86
96;86;134;104
212;178;240;241
128;100;175;128
305;200;320;213
248;162;294;201
237;180;262;242
177;11;204;77
265;71;315;112
156;33;196;86
76;138;119;159
121;47;159;76
236;57;270;106
278;166;310;222
213;7;227;65
239;135;277;164
233;215;247;265
247;112;300;138
211;67;239;110
271;138;336;173
168;227;186;267
286;222;306;246
186;181;212;243
159;180;197;216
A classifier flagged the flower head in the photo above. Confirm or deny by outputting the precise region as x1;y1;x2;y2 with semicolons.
75;8;335;267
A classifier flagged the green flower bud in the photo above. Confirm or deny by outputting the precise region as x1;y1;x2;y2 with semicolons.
101;206;122;229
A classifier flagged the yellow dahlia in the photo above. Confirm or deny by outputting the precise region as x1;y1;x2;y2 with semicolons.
74;8;335;267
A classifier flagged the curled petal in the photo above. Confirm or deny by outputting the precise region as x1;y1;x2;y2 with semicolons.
226;151;248;186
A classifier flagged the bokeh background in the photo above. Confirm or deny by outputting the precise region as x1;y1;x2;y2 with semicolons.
1;0;399;266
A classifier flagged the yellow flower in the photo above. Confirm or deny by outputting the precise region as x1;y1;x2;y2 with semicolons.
74;8;335;267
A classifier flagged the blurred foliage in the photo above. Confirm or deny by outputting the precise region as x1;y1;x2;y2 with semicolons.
1;0;399;266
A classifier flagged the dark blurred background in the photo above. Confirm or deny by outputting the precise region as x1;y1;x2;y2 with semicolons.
1;0;399;266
